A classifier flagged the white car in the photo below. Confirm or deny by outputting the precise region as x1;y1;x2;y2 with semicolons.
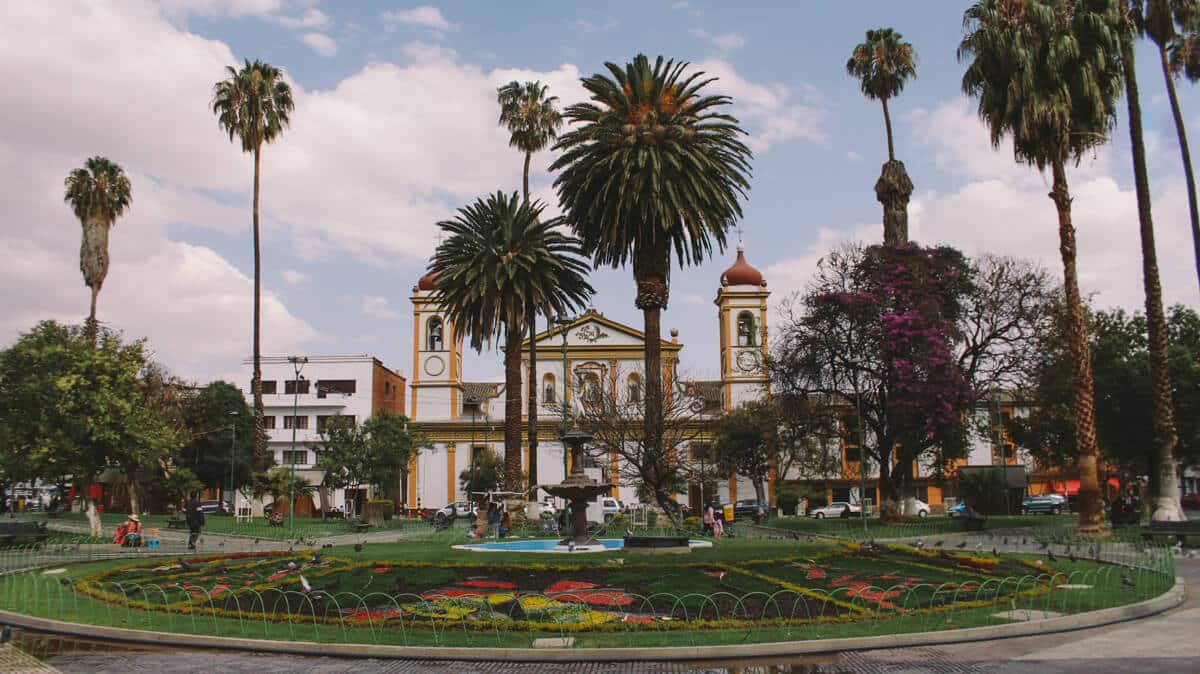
808;501;862;519
904;498;931;518
537;501;557;515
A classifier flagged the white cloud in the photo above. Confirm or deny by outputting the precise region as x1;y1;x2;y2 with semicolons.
672;1;691;9
679;293;709;306
690;28;747;52
846;150;863;161
299;32;337;57
274;7;331;30
159;0;284;20
696;59;828;152
362;295;398;320
381;6;457;33
281;269;308;285
567;18;618;33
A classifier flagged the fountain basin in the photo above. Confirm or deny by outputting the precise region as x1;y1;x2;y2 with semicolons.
453;538;713;553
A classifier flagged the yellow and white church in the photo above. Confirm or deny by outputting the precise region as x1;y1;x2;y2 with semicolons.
404;243;774;511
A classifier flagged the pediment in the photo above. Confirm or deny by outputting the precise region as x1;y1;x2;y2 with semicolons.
521;310;678;351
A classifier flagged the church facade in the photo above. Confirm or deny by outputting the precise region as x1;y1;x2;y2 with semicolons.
405;244;773;511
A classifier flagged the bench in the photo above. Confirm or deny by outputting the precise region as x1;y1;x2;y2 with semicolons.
347;518;371;533
1141;520;1200;543
960;513;987;532
0;521;48;547
165;514;188;529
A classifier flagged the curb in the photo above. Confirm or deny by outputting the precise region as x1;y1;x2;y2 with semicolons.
0;576;1185;662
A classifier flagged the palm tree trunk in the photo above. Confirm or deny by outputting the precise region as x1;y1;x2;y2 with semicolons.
251;145;265;473
881;97;895;163
1049;159;1107;536
1160;48;1200;293
1126;42;1185;522
504;321;524;491
642;305;663;466
80;214;110;342
522;152;532;205
527;304;538;496
87;285;99;342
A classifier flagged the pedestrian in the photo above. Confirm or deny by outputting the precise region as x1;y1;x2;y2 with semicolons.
702;503;715;536
114;514;142;547
487;503;502;539
185;494;205;551
713;508;724;539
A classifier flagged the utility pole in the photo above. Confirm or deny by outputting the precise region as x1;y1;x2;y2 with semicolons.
287;356;308;539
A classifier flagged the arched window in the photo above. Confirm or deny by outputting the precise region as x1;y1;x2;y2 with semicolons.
626;373;642;403
542;373;557;404
581;372;601;403
736;312;756;347
426;317;443;351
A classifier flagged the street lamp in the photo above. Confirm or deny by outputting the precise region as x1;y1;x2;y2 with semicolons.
287;356;308;539
552;315;573;477
466;395;480;496
227;410;239;517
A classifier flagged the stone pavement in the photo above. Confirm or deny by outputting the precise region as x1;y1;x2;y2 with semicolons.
0;643;59;673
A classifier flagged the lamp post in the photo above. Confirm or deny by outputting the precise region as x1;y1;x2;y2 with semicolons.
228;410;239;516
553;315;572;478
287;356;308;539
466;395;480;497
852;370;868;534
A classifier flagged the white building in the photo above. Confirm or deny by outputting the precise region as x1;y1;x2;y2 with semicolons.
243;355;406;512
406;243;772;511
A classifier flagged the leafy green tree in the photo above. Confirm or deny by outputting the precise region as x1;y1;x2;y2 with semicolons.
162;467;205;507
711;401;776;518
552;54;752;474
497;80;564;491
427;192;593;490
459;448;504;498
249;467;315;515
846;28;917;245
312;411;424;517
179;381;255;497
211;59;295;472
0;322;178;535
1111;2;1186;520
63;156;132;340
959;0;1124;534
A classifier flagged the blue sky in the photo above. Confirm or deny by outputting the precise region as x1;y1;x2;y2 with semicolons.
1;1;1197;386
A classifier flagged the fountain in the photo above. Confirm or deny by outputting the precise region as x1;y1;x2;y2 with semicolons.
540;426;611;552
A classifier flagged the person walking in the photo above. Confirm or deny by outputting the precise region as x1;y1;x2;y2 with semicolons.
702;503;715;537
185;494;205;551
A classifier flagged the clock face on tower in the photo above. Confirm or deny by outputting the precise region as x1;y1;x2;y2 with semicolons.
424;355;446;377
736;350;761;374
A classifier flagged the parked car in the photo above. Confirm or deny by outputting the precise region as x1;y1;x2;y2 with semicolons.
434;501;478;521
730;499;769;522
199;499;230;516
536;501;557;516
947;501;967;518
904;498;930;517
1021;493;1068;515
586;496;621;524
1182;493;1200;509
808;501;861;519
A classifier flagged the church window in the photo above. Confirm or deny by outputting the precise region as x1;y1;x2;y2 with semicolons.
737;312;756;347
627;373;642;403
427;317;443;351
542;373;557;404
580;372;601;404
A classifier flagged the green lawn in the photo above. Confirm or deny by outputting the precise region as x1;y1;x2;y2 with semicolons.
762;514;1083;539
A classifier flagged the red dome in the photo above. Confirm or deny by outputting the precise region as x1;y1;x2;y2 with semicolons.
417;271;439;291
720;243;764;287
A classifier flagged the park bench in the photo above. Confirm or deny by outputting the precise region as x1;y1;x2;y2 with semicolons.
1141;519;1200;544
165;514;187;529
347;517;371;533
0;521;48;547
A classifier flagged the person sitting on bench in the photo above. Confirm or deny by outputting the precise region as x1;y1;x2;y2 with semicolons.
114;514;142;547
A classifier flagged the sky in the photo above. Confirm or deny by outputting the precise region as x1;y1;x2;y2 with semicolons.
2;0;1199;387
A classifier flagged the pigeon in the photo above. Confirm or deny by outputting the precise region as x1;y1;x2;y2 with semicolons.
1003;537;1009;546
914;541;926;550
992;547;998;557
286;561;297;570
1186;549;1197;559
934;540;944;548
353;543;363;553
309;551;322;565
1037;540;1049;550
1022;537;1028;546
218;540;225;548
178;558;196;572
1068;550;1077;563
974;542;983;552
1047;550;1057;562
0;624;10;644
58;578;71;587
253;538;260;545
956;541;967;549
1121;573;1136;588
299;575;312;593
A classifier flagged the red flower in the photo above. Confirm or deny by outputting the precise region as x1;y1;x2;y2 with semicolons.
373;568;391;574
458;579;516;589
805;567;827;580
829;574;857;587
545;580;597;594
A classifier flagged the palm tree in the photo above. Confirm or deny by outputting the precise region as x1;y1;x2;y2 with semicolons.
496;81;564;493
960;0;1123;535
63;156;132;341
1115;2;1186;521
551;55;752;476
1154;0;1200;291
212;59;294;471
847;28;918;245
427;192;593;491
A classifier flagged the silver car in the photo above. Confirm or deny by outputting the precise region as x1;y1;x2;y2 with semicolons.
808;501;862;519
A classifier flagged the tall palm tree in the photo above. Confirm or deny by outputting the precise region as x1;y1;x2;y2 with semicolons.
1154;0;1200;291
960;0;1123;535
551;54;752;479
1115;2;1186;521
496;81;564;493
212;59;294;471
847;28;918;245
427;192;593;491
63;156;132;341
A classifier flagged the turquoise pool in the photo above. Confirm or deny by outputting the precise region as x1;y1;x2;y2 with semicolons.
454;538;712;553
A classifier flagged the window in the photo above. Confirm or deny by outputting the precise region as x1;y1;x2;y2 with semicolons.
689;443;711;461
427;317;444;351
580;372;601;403
282;415;309;430
471;445;487;462
316;415;356;434
255;380;277;394
542;373;556;404
626;373;642;403
844;446;861;463
316;379;356;397
737;312;756;347
281;450;308;465
284;379;310;395
262;415;276;430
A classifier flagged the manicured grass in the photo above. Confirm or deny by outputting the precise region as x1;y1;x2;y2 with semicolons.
763;514;1081;539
